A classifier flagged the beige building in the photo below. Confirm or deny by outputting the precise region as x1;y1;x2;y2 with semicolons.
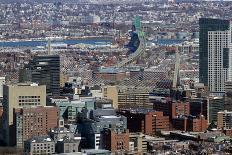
2;83;46;145
129;133;147;154
103;85;151;109
217;110;232;130
103;86;118;109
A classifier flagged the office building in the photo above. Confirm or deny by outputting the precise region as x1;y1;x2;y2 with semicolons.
199;18;231;92
103;86;151;109
13;106;59;147
24;136;55;155
189;98;208;119
2;83;46;145
29;55;60;96
217;110;232;129
78;106;127;150
172;115;208;132
208;96;225;124
118;109;169;135
152;97;190;119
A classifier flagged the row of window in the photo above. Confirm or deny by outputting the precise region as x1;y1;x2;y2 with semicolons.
19;96;41;99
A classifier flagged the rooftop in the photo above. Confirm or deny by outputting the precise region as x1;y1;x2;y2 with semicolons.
27;136;54;143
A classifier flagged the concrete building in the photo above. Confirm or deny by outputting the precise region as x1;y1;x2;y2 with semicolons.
118;109;169;135
13;106;59;147
2;83;46;145
24;136;55;155
199;18;231;92
103;86;118;109
56;136;81;153
49;127;76;143
103;86;151;109
217;110;232;130
129;133;147;154
78;106;127;150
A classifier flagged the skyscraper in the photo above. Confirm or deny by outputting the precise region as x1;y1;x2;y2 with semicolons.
199;18;231;92
30;55;61;96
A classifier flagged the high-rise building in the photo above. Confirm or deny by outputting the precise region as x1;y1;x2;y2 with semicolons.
13;106;59;147
199;18;231;92
2;83;46;145
29;55;60;96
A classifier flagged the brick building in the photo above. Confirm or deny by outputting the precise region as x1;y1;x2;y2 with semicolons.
13;106;59;147
101;128;129;154
172;115;208;132
152;98;190;119
118;109;169;135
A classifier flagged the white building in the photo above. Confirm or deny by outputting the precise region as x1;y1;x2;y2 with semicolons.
0;77;5;98
208;26;232;92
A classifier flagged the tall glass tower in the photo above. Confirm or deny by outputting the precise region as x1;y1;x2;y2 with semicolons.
30;55;61;96
199;18;230;92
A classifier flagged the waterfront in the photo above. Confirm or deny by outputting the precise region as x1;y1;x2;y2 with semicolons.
0;39;112;47
0;39;184;48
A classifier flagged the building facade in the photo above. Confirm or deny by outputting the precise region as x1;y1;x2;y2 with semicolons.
13;106;59;147
103;86;151;109
118;109;169;135
24;136;55;155
29;55;60;96
217;110;232;129
199;18;230;88
101;128;130;154
2;83;46;145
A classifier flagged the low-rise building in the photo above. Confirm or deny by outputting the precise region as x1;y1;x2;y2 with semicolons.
101;128;130;154
118;109;169;135
24;136;55;155
56;136;81;153
172;115;208;132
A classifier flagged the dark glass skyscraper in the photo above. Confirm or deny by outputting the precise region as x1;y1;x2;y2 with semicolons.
199;18;230;86
30;55;60;96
